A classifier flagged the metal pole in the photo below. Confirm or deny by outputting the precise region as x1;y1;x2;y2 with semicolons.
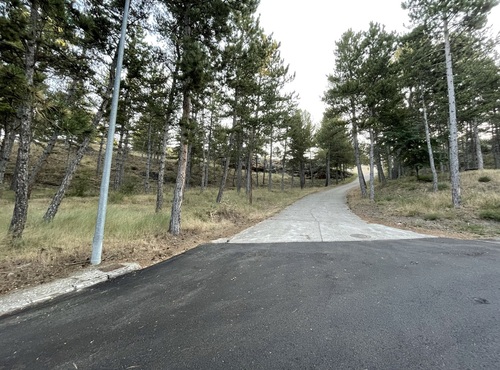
91;0;131;265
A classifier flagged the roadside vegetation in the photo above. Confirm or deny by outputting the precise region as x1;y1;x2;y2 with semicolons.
348;169;500;238
0;143;345;294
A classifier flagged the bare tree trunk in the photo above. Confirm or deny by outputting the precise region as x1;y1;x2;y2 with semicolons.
281;135;287;192
375;145;386;185
184;143;192;190
268;127;273;191
144;121;152;193
298;160;305;189
421;91;438;192
369;128;375;202
28;130;58;193
201;110;212;191
444;18;461;207
43;53;117;222
0;128;15;185
492;125;500;169
9;1;38;239
351;97;367;197
473;121;483;170
96;131;105;177
236;149;243;193
255;154;259;188
156;67;178;213
325;147;331;187
216;93;237;203
169;88;190;235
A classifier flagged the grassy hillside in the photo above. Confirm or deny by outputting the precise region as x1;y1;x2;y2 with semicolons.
0;143;330;294
348;169;500;238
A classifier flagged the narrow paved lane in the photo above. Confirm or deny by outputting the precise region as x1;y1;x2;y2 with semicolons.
230;181;429;243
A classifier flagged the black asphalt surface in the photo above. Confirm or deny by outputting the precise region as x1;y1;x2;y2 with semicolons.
1;238;500;369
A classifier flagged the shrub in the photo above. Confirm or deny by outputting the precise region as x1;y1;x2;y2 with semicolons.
69;177;90;197
479;209;500;222
478;176;491;183
423;213;440;221
119;180;137;195
108;191;125;204
437;183;449;191
417;174;433;183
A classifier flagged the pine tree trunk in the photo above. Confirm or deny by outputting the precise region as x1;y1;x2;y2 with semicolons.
28;130;58;193
369;128;375;202
350;96;367;196
44;134;91;222
216;128;234;203
299;160;306;189
9;1;38;239
168;89;190;235
375;146;386;185
421;92;438;192
43;61;116;222
0;128;15;185
236;131;243;194
201;113;212;191
216;93;237;203
255;154;259;188
144;121;152;193
268;127;273;191
96;132;105;177
473;121;483;170
492;125;500;169
325;147;331;187
443;18;461;207
236;154;243;193
281;136;287;192
309;149;314;186
156;69;178;213
352;122;367;197
113;121;126;190
184;143;192;190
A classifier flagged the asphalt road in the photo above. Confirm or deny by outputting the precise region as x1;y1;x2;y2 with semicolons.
1;238;500;369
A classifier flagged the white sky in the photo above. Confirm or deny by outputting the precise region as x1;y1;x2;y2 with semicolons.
257;0;500;125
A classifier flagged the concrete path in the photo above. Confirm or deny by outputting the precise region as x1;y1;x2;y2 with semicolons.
230;181;430;243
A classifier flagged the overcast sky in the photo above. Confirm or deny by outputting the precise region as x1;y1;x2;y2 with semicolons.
257;0;500;125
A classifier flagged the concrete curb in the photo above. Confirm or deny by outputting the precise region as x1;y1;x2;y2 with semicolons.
0;262;141;317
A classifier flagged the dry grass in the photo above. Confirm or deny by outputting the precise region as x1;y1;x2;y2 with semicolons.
348;169;500;238
0;184;325;294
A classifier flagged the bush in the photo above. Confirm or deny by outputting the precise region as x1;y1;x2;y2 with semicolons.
437;183;449;191
108;191;125;204
479;209;500;222
119;180;137;195
478;176;492;183
69;177;90;197
417;174;433;182
423;213;440;221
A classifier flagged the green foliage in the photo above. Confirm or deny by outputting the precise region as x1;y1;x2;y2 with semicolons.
108;191;125;204
479;209;500;222
69;177;91;197
417;174;433;182
478;176;492;183
423;213;440;221
437;183;450;191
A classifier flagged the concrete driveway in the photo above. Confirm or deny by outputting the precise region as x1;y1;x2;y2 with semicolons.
230;181;429;243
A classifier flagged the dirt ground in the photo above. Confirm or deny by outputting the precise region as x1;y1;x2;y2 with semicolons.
0;218;256;296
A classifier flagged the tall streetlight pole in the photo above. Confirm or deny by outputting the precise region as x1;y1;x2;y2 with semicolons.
91;0;131;265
